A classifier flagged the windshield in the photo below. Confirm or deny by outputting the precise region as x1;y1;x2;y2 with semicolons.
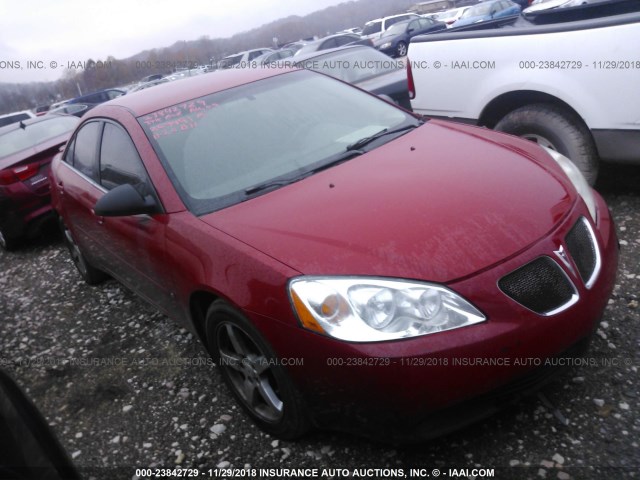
362;21;382;35
139;70;414;215
0;116;79;159
462;3;492;17
382;21;409;37
295;48;402;83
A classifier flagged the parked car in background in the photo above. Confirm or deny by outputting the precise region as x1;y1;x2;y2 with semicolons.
289;45;413;109
361;13;421;40
67;88;126;105
428;6;471;26
524;0;611;13
51;67;617;441
251;49;295;66
217;48;274;69
281;42;308;54
294;33;371;56
374;17;447;56
0;110;36;128
47;103;96;118
139;73;164;83
34;105;51;116
129;78;170;93
0;114;79;249
339;27;363;34
454;0;521;26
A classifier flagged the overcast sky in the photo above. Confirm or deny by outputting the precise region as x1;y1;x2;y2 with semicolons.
0;0;345;83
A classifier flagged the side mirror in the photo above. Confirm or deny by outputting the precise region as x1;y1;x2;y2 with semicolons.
94;183;159;217
407;27;415;34
0;369;81;479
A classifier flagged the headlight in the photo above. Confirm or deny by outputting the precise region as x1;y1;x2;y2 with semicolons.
380;42;392;49
542;146;597;222
289;277;486;342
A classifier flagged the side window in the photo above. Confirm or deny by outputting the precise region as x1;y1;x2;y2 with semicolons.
72;121;101;181
335;36;354;47
248;50;264;61
99;123;150;192
321;38;337;49
409;19;420;30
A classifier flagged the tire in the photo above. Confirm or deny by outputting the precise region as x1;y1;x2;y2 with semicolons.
396;41;408;58
205;301;309;439
494;103;599;186
59;218;107;285
0;228;18;251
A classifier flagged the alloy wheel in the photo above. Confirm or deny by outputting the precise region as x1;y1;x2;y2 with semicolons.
216;322;284;423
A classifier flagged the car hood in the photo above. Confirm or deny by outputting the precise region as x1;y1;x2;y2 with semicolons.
201;120;574;283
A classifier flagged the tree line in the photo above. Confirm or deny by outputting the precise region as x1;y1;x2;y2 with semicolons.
0;0;416;115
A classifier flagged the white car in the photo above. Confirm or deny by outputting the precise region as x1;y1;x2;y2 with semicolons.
217;48;274;69
361;13;420;40
524;0;610;13
428;7;470;27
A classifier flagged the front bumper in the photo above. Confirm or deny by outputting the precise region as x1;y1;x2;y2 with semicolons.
250;192;618;440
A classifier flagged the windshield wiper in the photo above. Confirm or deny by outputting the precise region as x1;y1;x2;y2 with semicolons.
244;149;365;196
346;122;423;152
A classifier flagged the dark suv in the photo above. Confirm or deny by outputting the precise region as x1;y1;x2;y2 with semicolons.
68;88;125;105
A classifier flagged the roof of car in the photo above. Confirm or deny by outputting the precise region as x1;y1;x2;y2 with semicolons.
89;67;297;118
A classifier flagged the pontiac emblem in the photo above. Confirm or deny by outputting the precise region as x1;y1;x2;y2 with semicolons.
554;245;575;274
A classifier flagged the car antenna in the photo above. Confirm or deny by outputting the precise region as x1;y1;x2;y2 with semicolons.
19;121;27;129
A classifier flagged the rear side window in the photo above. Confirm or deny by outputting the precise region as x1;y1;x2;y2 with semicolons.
72;121;101;181
0;113;31;128
99;123;150;191
0;116;78;159
362;21;382;35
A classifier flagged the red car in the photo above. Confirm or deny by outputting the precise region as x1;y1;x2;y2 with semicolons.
0;114;79;249
51;68;617;441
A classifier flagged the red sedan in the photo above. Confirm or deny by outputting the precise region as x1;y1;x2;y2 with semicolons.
51;68;617;441
0;114;79;249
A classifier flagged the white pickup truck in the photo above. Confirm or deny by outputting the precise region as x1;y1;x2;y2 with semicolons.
407;4;640;184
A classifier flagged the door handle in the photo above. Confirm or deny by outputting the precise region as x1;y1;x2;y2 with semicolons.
96;216;105;226
56;181;64;195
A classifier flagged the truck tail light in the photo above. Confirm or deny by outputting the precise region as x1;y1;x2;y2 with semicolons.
407;57;415;99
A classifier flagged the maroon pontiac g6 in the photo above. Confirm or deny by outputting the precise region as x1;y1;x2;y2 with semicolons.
51;68;618;441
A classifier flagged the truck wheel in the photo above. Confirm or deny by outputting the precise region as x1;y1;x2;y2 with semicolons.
205;301;310;439
396;42;408;57
495;104;598;185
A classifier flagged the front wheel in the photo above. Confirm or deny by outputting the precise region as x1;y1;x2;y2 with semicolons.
395;41;408;57
205;301;309;439
0;227;18;251
494;103;599;185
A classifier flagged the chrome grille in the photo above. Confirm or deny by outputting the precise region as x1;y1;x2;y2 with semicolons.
565;217;600;288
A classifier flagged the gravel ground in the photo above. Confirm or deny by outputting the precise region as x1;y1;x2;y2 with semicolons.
1;163;639;480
